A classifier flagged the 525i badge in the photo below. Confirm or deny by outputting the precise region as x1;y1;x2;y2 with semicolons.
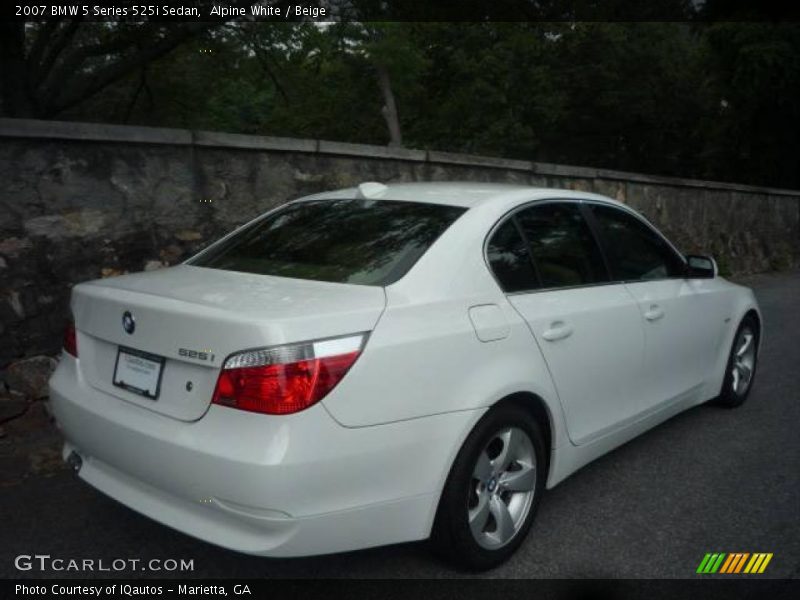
178;348;215;362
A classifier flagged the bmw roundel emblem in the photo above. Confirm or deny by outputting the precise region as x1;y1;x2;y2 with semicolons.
122;311;135;335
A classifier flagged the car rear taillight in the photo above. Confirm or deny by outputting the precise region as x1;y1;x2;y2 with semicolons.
212;333;367;415
63;321;78;357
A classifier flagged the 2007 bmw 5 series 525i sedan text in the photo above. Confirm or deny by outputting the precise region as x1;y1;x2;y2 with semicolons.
49;182;761;570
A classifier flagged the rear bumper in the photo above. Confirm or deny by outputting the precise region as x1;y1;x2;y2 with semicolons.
49;355;482;557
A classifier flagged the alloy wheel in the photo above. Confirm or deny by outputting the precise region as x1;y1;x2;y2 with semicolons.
467;427;537;550
731;326;756;396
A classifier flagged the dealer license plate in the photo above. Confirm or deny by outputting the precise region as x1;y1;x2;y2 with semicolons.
112;346;165;400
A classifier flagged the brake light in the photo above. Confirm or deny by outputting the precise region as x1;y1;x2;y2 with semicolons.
63;321;78;357
212;333;366;415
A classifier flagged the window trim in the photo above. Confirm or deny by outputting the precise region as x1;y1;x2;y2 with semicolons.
483;197;687;295
509;214;544;287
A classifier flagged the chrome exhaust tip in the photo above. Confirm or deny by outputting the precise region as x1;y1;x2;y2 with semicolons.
66;450;82;473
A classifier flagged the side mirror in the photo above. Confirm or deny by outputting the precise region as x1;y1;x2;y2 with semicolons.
685;254;717;279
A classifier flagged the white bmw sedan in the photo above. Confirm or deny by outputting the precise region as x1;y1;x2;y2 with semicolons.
49;182;761;570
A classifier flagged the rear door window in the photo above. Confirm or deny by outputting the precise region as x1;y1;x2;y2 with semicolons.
515;203;609;289
189;199;465;286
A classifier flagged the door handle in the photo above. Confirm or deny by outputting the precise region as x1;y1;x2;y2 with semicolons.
644;304;665;321
542;321;573;342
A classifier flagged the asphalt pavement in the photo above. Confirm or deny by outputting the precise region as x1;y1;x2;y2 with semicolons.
1;271;798;579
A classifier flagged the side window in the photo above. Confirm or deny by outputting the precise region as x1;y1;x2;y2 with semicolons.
486;220;538;293
589;205;684;281
516;203;608;289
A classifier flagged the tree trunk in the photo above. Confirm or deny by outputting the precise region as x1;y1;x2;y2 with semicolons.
376;63;402;147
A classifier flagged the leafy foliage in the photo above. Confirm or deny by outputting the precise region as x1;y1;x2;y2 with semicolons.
2;19;799;188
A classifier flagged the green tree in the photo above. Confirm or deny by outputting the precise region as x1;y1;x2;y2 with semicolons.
5;16;798;189
702;23;800;187
0;21;213;118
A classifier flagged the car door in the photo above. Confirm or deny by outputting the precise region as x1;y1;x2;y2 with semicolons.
584;203;724;411
488;201;647;445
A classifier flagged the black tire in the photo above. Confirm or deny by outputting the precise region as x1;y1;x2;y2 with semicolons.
431;403;547;571
715;314;760;408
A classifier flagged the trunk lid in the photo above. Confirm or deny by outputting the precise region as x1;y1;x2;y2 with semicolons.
72;265;386;421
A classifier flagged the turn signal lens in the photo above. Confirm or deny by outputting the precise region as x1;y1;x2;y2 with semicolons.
63;321;78;357
212;334;366;415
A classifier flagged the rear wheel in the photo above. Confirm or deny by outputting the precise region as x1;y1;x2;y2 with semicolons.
715;315;759;408
431;403;546;570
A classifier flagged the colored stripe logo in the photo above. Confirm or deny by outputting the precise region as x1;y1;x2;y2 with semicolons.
697;553;773;574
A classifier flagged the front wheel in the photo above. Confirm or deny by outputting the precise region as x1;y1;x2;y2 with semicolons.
715;315;760;408
431;403;547;570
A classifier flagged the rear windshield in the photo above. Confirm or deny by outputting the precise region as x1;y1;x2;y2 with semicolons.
189;198;466;286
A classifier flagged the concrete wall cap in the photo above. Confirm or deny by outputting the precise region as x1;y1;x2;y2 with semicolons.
318;140;426;161
193;130;316;152
427;150;533;171
1;118;798;197
0;118;191;145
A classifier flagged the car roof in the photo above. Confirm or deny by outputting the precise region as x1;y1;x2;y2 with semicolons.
297;181;625;209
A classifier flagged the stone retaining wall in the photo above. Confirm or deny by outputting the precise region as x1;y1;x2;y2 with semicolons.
0;118;798;368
